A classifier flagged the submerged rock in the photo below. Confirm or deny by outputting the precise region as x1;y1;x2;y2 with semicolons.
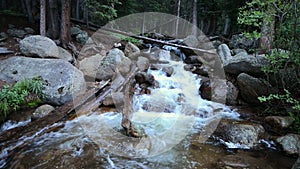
20;35;59;58
0;56;86;105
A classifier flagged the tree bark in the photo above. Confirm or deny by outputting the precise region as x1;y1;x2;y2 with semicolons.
260;4;275;53
40;0;46;36
48;0;60;39
1;0;6;10
25;0;34;23
60;0;71;48
76;0;81;19
175;0;181;36
223;14;230;36
192;0;198;36
83;0;89;27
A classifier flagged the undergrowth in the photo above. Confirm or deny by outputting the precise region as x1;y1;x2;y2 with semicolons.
0;77;45;120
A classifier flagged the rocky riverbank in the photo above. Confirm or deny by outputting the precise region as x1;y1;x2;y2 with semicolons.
0;24;299;168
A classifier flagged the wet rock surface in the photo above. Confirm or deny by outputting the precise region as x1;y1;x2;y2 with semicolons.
276;134;300;155
0;56;86;105
214;120;265;148
31;104;55;120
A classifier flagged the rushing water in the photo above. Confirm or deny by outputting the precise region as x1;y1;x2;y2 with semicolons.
0;49;296;168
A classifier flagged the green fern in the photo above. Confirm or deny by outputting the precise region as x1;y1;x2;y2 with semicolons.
0;77;45;120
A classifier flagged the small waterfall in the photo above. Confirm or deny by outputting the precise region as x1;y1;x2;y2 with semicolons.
76;49;240;158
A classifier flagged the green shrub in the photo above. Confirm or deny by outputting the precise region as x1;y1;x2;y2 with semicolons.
111;32;141;45
0;77;45;120
259;90;300;133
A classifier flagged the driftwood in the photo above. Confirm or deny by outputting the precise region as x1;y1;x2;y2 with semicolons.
75;64;138;117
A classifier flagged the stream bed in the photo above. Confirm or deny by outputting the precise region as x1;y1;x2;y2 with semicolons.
0;49;297;169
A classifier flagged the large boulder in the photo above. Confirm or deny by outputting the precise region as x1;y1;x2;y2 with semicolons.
0;56;86;105
97;48;131;80
229;34;257;50
264;116;294;129
217;44;232;64
183;35;199;48
276;134;300;155
223;54;268;75
124;42;140;58
214;120;265;148
237;73;276;104
79;54;105;79
20;35;59;58
199;80;239;105
58;47;73;62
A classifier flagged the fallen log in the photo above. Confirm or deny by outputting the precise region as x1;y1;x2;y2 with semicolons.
0;80;110;144
70;18;216;55
101;28;216;55
75;64;139;116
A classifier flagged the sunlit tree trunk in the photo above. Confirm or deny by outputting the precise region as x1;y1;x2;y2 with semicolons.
223;14;230;36
192;0;198;36
260;4;275;53
175;0;181;36
61;0;71;48
40;0;46;36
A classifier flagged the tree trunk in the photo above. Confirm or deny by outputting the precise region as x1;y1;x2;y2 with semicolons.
1;0;7;10
48;0;60;39
25;0;34;23
175;0;181;36
21;1;27;16
260;4;275;53
223;14;230;36
260;19;275;53
40;0;46;36
192;0;198;36
83;0;89;27
61;0;71;48
75;0;81;20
